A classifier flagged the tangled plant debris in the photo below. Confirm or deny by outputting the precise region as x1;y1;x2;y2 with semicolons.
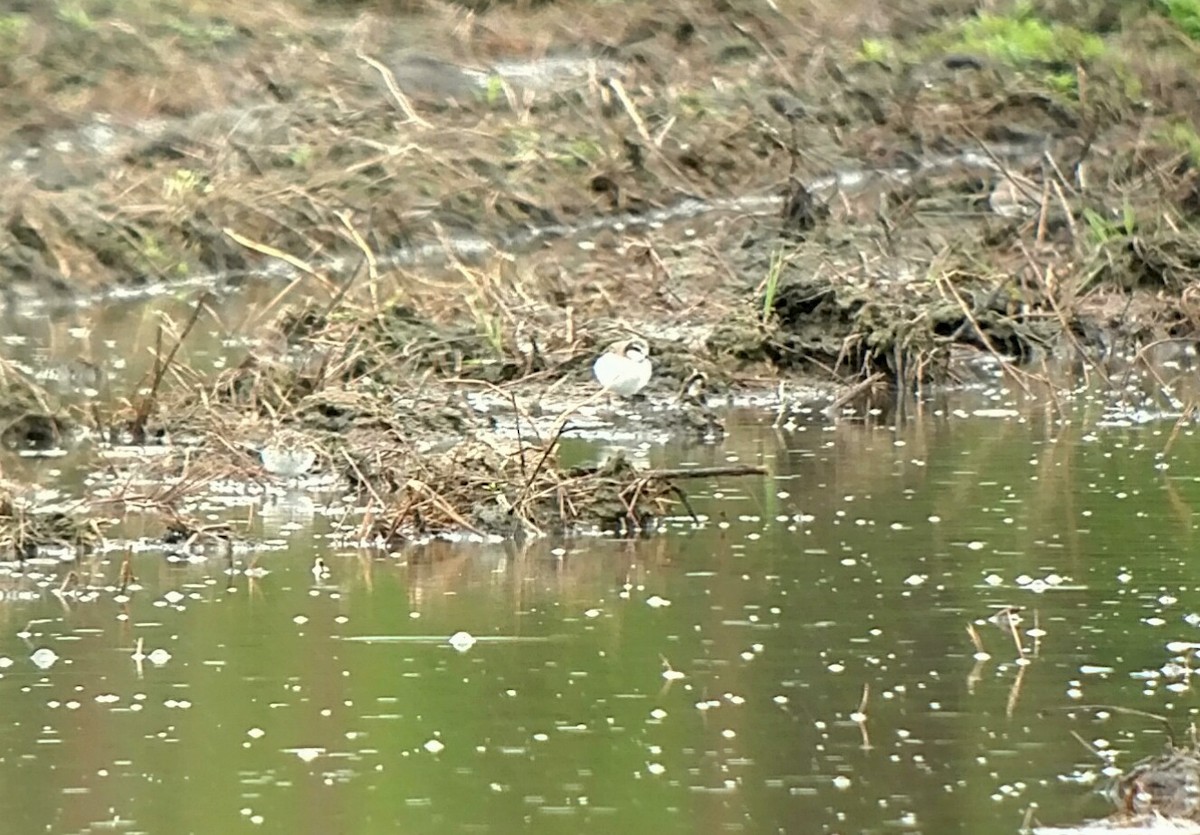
5;0;1200;554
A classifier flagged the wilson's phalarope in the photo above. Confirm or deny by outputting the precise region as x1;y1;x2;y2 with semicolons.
593;338;652;397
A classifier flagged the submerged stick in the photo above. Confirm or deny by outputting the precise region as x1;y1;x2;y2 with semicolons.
828;372;886;413
642;465;766;479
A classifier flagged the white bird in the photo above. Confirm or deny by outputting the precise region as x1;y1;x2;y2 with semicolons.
260;428;318;478
593;338;652;397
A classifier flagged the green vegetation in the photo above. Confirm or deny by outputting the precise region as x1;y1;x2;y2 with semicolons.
955;3;1106;65
163;17;239;50
470;305;505;355
761;249;785;324
500;127;605;170
859;38;890;63
1082;203;1136;244
563;137;603;166
56;4;96;31
0;14;26;60
132;231;178;272
479;74;505;107
288;145;314;169
1044;71;1080;95
675;91;709;117
503;127;542;164
1161;121;1200;164
1159;0;1200;40
162;169;209;200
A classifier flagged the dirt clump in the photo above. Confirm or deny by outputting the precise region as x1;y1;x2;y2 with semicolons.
0;365;75;451
0;481;105;562
364;440;684;542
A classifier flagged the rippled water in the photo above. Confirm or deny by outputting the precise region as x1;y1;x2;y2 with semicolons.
5;398;1200;832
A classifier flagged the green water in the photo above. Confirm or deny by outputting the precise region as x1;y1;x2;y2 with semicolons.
2;403;1199;834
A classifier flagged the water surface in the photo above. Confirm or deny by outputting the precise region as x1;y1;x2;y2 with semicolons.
2;399;1199;833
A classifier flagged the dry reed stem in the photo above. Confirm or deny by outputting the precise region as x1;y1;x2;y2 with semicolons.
404;479;484;536
966;622;985;654
357;51;434;129
1005;662;1026;718
935;273;1034;395
131;292;210;439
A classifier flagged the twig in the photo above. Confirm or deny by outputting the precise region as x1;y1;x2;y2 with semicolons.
357;51;434;128
606;77;689;182
335;210;379;309
405;479;484;535
664;484;699;522
515;389;607;507
606;77;652;143
936;274;1033;395
966;622;985;655
829;372;887;412
131;293;210;440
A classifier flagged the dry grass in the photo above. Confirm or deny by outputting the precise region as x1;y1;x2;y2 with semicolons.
8;0;1200;549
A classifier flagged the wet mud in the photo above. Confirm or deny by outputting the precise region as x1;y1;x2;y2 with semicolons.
1;0;1199;386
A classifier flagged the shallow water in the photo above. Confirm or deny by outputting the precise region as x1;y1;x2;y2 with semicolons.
5;397;1200;833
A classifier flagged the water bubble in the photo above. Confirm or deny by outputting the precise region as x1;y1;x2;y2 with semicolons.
30;648;58;669
448;631;477;652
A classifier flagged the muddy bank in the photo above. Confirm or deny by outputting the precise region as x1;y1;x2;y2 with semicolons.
0;305;735;556
7;0;1200;557
3;0;1200;384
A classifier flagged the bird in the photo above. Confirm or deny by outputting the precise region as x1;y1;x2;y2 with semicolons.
259;428;318;479
677;369;708;404
675;370;724;438
1108;744;1200;818
593;338;652;397
311;558;330;582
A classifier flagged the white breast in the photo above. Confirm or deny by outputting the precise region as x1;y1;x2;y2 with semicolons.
593;350;652;396
261;444;316;478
